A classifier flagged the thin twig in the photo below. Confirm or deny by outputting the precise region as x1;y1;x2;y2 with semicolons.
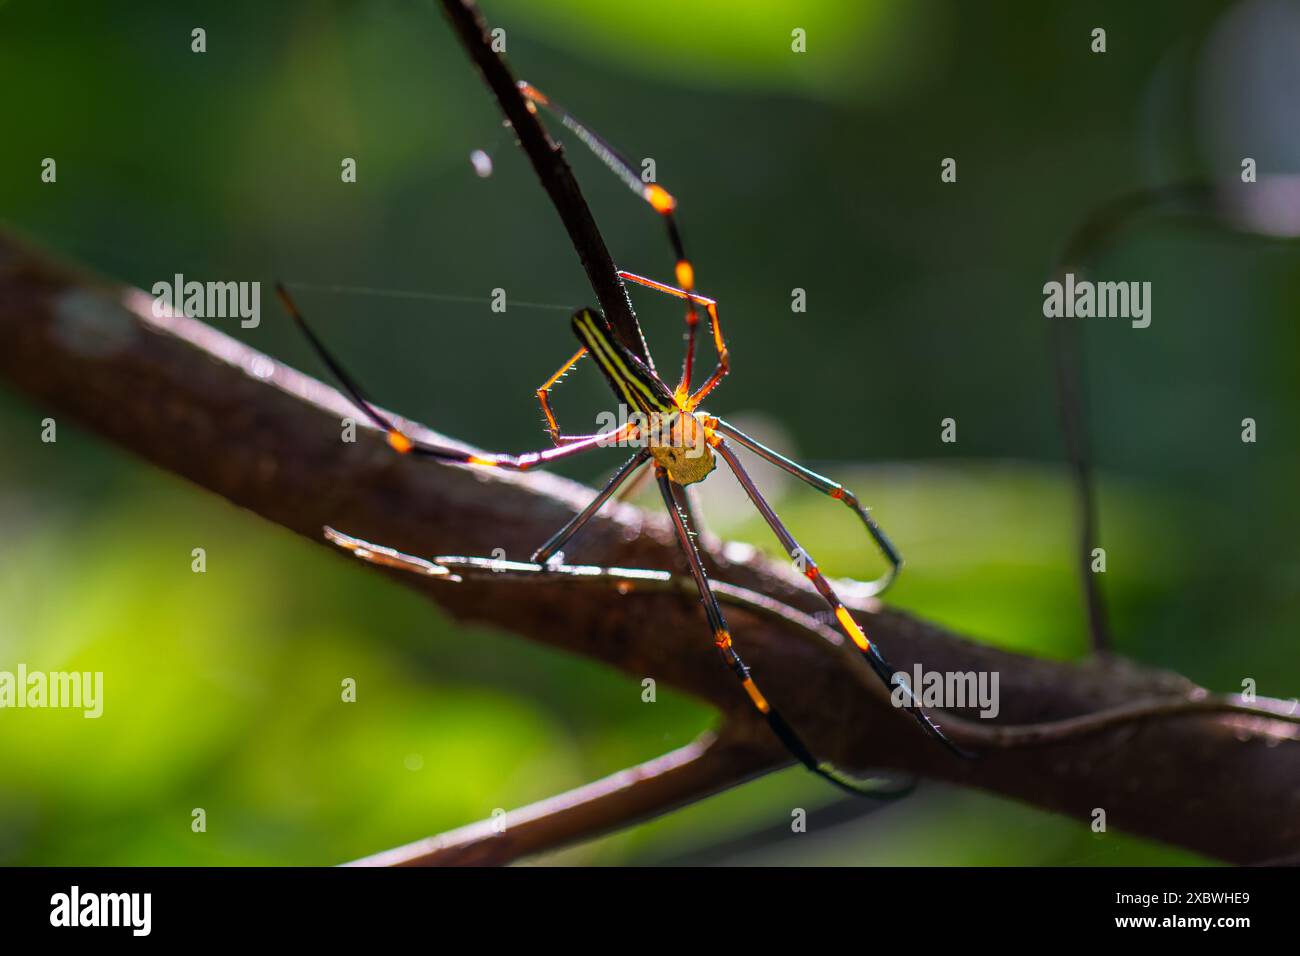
1049;182;1214;655
345;730;773;866
966;692;1300;748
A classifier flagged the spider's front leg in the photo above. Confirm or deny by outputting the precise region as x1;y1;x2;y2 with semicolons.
519;82;703;390
535;346;603;446
531;450;650;564
617;271;729;408
276;283;637;471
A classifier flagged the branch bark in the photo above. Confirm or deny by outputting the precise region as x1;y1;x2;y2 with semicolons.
1;228;1298;865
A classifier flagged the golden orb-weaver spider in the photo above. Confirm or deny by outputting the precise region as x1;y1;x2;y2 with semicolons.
276;82;966;794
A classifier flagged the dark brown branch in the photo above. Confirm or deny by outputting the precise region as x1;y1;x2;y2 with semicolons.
2;229;1299;865
436;0;651;364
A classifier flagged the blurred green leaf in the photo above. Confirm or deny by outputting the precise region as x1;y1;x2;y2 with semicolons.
494;0;944;99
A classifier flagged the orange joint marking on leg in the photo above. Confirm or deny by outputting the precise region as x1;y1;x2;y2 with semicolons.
645;184;677;213
830;487;845;500
714;628;733;650
518;82;548;106
387;431;414;454
675;259;695;290
466;454;499;467
741;677;771;714
803;564;821;580
835;606;872;652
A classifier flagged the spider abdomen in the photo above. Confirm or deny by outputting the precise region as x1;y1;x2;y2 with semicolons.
649;411;716;485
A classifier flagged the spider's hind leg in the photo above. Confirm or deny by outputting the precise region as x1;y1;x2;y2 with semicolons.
532;451;650;564
709;436;970;759
654;466;915;793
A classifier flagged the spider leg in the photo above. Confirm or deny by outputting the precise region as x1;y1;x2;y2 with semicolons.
519;82;702;393
324;527;457;579
667;479;709;559
654;466;905;794
710;417;901;598
613;457;703;550
618;271;728;408
535;346;596;446
277;284;632;470
532;450;651;563
324;522;920;795
321;528;841;647
403;427;631;472
325;525;666;585
614;457;654;503
711;438;970;758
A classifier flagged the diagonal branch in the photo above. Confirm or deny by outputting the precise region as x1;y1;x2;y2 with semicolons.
344;729;775;867
1;229;1298;865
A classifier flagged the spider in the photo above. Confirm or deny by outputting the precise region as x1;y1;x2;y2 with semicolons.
276;82;965;794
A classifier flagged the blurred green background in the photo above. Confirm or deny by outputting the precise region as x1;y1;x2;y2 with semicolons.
1;0;1296;865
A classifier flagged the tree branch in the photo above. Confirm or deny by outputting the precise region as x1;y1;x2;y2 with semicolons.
1;228;1298;865
344;729;775;867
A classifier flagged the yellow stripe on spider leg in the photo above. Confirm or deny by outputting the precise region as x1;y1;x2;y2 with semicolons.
741;677;771;714
835;606;872;653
